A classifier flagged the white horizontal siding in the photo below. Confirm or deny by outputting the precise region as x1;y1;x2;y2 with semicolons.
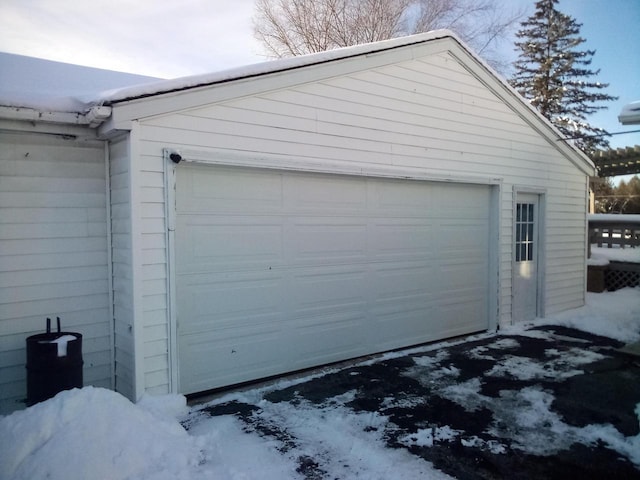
111;131;172;400
139;154;170;394
118;130;171;397
109;136;136;400
0;131;111;414
132;48;588;393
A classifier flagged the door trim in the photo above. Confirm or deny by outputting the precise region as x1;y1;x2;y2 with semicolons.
163;147;503;187
512;187;546;323
164;149;179;393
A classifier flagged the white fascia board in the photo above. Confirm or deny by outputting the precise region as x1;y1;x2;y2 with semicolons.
0;105;111;127
0;105;85;124
0;117;101;141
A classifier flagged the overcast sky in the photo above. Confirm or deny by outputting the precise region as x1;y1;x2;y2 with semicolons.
0;0;261;77
0;0;638;151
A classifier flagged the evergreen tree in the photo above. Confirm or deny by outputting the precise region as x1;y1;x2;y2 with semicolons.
616;176;640;213
593;176;640;213
510;0;617;154
592;177;615;213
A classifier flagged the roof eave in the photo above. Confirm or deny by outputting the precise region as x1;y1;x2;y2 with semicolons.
0;105;111;128
443;41;595;177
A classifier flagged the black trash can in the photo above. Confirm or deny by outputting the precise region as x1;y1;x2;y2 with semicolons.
26;317;83;406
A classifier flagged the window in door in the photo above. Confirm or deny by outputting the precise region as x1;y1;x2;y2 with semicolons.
515;203;535;262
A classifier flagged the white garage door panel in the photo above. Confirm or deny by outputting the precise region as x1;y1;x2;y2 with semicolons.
291;267;367;314
372;222;434;260
176;164;491;394
180;275;283;329
375;180;434;211
178;221;284;271
290;315;368;367
288;266;369;368
371;262;435;299
183;329;287;390
184;166;284;212
292;175;368;210
292;220;368;263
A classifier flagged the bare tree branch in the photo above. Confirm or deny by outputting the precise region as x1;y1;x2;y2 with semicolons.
253;0;523;69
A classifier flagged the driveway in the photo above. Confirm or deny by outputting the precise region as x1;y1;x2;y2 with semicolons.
187;326;640;479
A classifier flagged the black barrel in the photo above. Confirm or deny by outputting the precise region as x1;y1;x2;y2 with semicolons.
26;317;83;406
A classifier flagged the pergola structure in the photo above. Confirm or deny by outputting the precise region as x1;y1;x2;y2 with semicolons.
593;101;640;176
587;103;640;211
591;145;640;177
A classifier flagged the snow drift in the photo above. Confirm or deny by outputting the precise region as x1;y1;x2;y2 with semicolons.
0;387;200;480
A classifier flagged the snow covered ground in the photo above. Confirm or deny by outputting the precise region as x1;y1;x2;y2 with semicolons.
505;287;640;343
1;287;639;480
588;245;640;266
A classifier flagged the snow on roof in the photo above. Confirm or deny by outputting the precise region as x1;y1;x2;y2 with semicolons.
97;30;456;106
0;52;163;113
588;213;640;224
0;30;456;114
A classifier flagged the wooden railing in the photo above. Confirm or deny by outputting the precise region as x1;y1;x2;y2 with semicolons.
588;214;640;254
587;215;640;291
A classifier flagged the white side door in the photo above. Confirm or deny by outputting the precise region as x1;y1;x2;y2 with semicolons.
513;193;539;322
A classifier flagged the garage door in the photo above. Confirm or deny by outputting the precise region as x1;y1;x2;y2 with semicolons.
175;164;491;394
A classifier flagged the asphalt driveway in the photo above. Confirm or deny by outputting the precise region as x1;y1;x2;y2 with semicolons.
187;326;640;479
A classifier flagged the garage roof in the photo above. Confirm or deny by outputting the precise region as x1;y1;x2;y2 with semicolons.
0;30;595;176
98;30;457;106
0;31;455;114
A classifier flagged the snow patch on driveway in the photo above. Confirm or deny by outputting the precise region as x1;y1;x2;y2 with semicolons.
234;397;454;480
485;348;605;381
399;425;461;448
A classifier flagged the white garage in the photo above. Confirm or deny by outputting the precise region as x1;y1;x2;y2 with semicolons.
175;163;492;393
1;30;595;412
